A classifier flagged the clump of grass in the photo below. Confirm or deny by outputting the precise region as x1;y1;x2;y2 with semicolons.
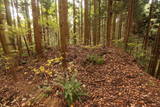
86;54;105;65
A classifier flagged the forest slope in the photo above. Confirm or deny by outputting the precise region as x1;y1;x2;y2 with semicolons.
0;46;160;107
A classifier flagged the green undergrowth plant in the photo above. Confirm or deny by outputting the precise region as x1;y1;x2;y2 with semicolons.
56;73;87;106
86;54;105;65
55;63;87;106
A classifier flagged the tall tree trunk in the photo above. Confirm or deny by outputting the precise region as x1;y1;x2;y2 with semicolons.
118;14;123;39
24;0;32;45
0;15;9;55
11;0;16;26
124;0;134;50
4;0;17;50
55;0;60;47
102;18;106;46
93;0;98;46
84;0;90;45
73;0;76;44
143;1;154;50
89;0;92;45
97;0;101;45
112;13;117;40
106;0;113;47
15;0;23;57
46;16;50;46
58;0;69;70
31;0;43;54
3;0;12;26
80;0;83;44
148;25;160;76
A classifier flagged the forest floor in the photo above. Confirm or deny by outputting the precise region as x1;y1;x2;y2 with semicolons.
1;46;160;107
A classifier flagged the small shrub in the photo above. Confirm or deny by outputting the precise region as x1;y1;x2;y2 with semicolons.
86;54;105;65
57;73;87;106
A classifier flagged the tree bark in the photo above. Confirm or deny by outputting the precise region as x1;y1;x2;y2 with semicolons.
73;0;76;44
106;0;113;47
84;0;90;45
15;0;23;57
4;0;17;50
80;0;83;44
93;0;98;46
97;0;101;45
118;14;123;39
148;25;160;76
24;0;32;45
0;15;10;55
112;13;117;40
3;0;12;26
143;1;154;50
124;0;134;50
31;0;43;54
58;0;69;69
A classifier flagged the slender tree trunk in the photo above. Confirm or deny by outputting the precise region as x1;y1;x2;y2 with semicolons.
84;0;90;45
40;4;47;47
148;25;160;76
31;0;43;54
118;14;123;39
97;0;101;45
46;15;50;46
89;0;92;45
112;13;117;40
15;0;23;57
80;0;83;44
3;0;12;26
93;0;98;46
102;18;106;46
24;0;32;45
106;0;113;47
124;0;134;50
143;1;154;50
4;0;17;50
73;0;76;44
23;35;30;56
55;0;60;47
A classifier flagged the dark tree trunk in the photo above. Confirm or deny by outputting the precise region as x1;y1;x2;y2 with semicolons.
106;0;113;47
148;26;160;76
84;0;90;45
143;1;154;50
118;14;123;39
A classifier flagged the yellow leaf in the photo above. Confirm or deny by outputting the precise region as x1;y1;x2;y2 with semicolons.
39;66;45;72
